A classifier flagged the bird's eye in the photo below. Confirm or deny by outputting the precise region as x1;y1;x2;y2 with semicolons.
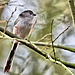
29;12;33;15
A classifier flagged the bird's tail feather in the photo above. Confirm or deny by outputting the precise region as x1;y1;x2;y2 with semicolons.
4;41;19;73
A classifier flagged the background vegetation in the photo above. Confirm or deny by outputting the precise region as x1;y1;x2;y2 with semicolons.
0;0;75;75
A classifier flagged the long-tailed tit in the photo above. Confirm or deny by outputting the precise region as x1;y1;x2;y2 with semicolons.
4;10;36;73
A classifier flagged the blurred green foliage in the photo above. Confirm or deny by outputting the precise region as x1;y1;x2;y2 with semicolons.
30;0;70;42
0;0;73;75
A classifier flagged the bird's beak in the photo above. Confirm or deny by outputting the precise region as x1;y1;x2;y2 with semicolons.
33;14;36;16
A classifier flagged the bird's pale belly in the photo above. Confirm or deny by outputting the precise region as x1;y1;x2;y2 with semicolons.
13;25;31;39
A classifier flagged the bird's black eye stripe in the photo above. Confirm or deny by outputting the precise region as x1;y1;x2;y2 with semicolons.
29;11;33;15
29;11;36;16
20;10;36;16
23;10;33;14
19;13;24;17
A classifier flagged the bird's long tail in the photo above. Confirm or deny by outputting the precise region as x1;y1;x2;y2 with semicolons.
4;40;19;73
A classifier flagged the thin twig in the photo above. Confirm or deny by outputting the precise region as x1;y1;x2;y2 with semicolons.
0;1;16;6
37;33;52;42
31;41;75;52
51;19;54;42
51;19;56;60
7;7;17;24
51;55;75;69
0;27;75;74
53;25;70;42
46;54;74;75
68;0;75;25
27;19;37;40
1;36;74;75
1;26;75;53
8;4;24;7
3;7;17;35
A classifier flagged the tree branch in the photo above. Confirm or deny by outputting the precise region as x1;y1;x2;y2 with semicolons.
53;25;70;42
51;56;75;69
0;27;75;75
50;19;56;60
0;26;75;52
0;26;19;38
32;42;75;52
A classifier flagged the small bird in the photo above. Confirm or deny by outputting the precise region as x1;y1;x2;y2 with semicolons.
4;10;36;73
